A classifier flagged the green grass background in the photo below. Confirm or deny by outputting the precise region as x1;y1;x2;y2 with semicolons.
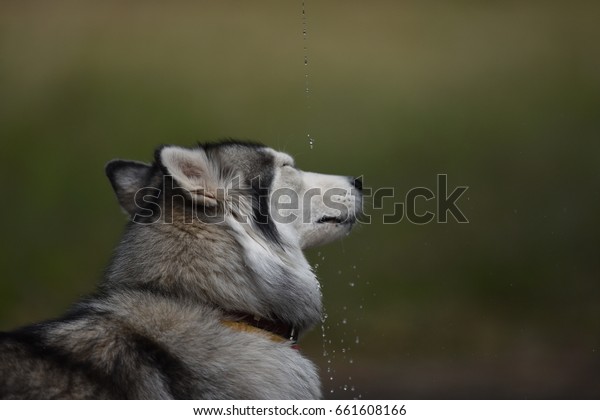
1;0;599;398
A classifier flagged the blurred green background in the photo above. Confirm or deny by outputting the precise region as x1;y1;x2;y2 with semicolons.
1;0;599;398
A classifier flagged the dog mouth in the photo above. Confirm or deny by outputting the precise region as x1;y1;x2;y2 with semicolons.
316;215;354;225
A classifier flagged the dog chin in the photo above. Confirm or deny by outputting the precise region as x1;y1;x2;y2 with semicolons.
299;218;356;250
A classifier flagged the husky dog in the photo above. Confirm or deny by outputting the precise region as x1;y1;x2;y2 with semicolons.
0;141;362;399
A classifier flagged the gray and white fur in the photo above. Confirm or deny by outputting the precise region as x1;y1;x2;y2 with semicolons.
0;141;362;399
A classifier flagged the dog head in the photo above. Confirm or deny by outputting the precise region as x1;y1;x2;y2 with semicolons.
106;141;362;250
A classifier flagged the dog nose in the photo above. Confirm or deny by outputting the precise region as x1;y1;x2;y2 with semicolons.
352;177;363;191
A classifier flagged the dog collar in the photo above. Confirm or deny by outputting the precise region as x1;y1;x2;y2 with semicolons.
222;313;299;347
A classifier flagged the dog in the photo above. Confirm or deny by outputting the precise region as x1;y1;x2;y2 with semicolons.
0;141;362;399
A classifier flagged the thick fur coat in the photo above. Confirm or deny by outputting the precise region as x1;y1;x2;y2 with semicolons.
0;141;362;399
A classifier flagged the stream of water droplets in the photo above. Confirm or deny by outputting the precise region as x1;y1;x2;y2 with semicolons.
315;250;365;399
302;1;315;149
302;2;364;398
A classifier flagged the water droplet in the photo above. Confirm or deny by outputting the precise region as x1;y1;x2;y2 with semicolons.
349;358;354;364
355;336;360;344
343;385;348;391
352;265;356;270
342;318;347;324
349;282;355;287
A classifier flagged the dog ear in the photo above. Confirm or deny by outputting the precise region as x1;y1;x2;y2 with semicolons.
157;146;220;207
105;160;153;216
